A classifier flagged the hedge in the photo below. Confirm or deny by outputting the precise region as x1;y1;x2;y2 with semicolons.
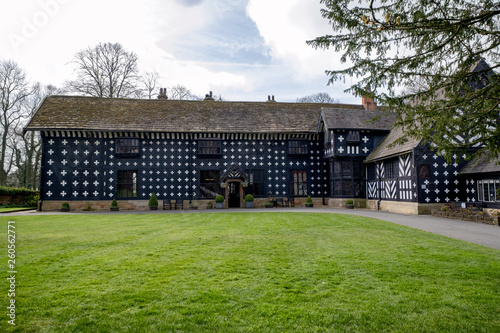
0;186;38;197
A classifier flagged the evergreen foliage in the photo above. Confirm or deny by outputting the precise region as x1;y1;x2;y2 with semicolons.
308;0;500;161
148;193;158;207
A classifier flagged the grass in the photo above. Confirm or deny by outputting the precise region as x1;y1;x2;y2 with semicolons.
1;212;499;332
0;207;35;213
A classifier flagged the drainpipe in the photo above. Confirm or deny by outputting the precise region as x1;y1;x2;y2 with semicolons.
39;132;47;211
377;162;382;211
188;133;193;206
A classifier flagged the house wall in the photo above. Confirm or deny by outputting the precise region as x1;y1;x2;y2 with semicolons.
324;129;389;198
463;175;500;209
366;148;469;206
366;153;417;202
39;131;327;210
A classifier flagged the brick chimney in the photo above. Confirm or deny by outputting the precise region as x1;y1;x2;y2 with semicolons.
266;95;277;103
362;88;376;110
204;91;215;101
157;88;168;100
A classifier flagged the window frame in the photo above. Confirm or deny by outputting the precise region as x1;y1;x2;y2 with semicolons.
117;170;138;198
247;169;265;197
477;179;500;202
115;138;140;157
288;140;309;155
198;139;222;157
200;170;221;199
290;169;308;197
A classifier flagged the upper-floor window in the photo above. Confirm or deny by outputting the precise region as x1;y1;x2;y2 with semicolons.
347;131;360;143
288;140;308;155
198;139;221;156
116;138;139;157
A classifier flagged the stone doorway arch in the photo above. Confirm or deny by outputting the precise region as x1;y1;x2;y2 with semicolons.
220;164;248;208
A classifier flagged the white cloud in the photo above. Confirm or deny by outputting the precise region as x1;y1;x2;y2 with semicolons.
247;0;340;77
0;0;358;103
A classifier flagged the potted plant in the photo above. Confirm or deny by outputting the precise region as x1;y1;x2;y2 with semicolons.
245;194;254;208
189;203;198;210
345;199;354;209
305;195;314;208
215;195;224;209
60;202;70;212
110;198;119;211
149;193;158;210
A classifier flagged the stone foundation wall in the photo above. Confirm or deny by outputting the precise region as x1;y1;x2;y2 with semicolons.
327;198;366;209
366;200;442;215
40;197;325;212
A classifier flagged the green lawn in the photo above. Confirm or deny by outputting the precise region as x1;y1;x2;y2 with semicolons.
0;207;35;213
1;213;499;332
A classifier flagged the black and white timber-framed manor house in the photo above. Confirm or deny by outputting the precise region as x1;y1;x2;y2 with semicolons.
25;89;499;213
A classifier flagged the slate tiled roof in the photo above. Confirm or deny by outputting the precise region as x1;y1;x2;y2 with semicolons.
364;126;421;163
320;108;396;130
460;152;500;175
25;95;364;134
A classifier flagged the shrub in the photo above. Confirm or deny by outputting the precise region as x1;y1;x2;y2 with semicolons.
149;193;159;207
61;202;70;209
346;199;354;205
215;195;224;203
206;202;213;209
0;186;38;197
110;198;119;208
305;195;313;204
244;194;254;202
83;202;93;211
25;194;40;207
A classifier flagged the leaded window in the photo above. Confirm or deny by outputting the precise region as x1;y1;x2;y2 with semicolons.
247;170;265;196
116;138;139;156
198;139;221;156
290;170;307;196
330;159;365;198
288;140;309;155
200;170;220;198
117;170;137;198
385;160;397;179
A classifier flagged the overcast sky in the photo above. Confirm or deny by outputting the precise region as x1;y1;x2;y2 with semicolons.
0;0;359;103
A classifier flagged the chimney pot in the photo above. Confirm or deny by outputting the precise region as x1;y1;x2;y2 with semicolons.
362;87;376;110
157;87;168;100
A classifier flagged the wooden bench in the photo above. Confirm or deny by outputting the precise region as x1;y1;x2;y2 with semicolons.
163;199;183;210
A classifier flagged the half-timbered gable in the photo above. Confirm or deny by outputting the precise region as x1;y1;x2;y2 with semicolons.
318;108;395;206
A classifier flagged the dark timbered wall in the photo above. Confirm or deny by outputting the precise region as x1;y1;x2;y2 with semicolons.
40;131;327;201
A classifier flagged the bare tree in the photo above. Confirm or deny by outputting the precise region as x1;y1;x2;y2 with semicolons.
12;84;57;189
296;92;339;103
0;60;32;185
65;42;140;98
168;84;201;100
140;72;161;99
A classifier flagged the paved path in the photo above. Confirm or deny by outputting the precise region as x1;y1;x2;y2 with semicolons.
4;207;500;250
